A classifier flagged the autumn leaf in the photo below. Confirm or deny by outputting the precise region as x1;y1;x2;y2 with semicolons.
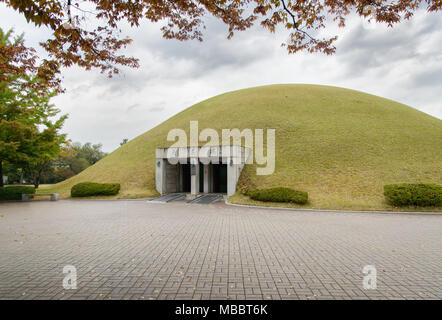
1;0;439;76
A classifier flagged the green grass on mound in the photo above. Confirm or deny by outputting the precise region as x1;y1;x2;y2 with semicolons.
39;84;442;210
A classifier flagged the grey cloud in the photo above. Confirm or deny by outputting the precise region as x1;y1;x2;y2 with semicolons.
148;106;165;113
94;31;276;102
71;84;92;96
336;11;442;78
131;18;276;77
94;71;154;97
407;67;442;88
126;104;140;112
127;102;166;113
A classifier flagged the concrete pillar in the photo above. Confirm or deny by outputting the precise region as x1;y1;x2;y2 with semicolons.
190;162;200;196
178;165;183;192
227;161;237;197
203;164;210;193
227;160;245;197
155;159;167;195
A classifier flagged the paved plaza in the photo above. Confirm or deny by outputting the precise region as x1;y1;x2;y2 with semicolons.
0;200;440;300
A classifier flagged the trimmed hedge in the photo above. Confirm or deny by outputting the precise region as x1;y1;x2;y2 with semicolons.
384;183;442;207
249;187;308;205
71;182;120;197
0;186;36;201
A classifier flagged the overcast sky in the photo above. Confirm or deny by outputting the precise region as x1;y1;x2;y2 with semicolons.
1;4;441;152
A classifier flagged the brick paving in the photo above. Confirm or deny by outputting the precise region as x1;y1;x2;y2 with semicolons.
0;200;440;300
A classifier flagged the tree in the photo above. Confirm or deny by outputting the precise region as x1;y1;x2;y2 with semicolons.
0;28;66;187
0;104;36;186
64;156;90;174
1;1;439;76
25;116;68;188
76;142;107;165
3;140;108;185
0;29;40;186
0;24;61;90
120;138;128;146
53;166;75;183
0;126;36;187
58;141;107;174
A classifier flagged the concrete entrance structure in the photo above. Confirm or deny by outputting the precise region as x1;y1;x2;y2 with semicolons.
155;146;251;197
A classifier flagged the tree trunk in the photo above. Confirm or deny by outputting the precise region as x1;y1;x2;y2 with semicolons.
0;160;3;187
34;168;42;189
34;173;40;189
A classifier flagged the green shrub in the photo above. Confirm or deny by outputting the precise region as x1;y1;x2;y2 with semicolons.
0;186;36;201
249;187;308;205
384;183;442;207
71;182;120;197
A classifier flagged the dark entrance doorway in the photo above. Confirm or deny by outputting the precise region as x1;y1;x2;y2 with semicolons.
199;164;204;193
212;164;227;193
181;164;191;193
179;163;227;194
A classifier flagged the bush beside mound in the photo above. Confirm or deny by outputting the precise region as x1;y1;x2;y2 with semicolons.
0;186;36;201
249;187;308;205
384;183;442;207
71;182;120;197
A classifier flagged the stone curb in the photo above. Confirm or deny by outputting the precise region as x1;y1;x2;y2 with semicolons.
15;198;441;215
224;200;442;216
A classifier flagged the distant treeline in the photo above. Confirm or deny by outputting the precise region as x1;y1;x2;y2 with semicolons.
3;142;107;185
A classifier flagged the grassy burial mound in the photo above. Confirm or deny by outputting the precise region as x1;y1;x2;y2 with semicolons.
40;84;442;210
